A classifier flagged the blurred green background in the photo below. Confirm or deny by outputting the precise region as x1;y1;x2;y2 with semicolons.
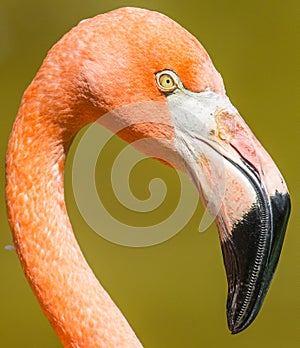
0;0;299;347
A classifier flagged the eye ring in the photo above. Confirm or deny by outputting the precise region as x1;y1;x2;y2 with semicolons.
155;70;179;93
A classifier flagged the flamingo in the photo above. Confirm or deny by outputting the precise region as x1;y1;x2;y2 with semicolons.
6;7;290;348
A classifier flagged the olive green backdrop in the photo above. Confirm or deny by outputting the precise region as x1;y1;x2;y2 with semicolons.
0;0;299;347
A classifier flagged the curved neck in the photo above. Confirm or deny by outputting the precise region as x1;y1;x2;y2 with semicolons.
6;88;142;347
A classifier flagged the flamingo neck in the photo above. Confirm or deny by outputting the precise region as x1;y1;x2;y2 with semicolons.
6;88;142;347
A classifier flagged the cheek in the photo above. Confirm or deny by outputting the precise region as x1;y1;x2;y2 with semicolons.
106;98;174;141
98;99;178;168
119;81;165;106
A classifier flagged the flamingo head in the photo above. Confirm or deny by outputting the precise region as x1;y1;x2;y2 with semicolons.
40;7;290;333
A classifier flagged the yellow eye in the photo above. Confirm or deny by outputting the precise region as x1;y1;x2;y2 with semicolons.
159;74;175;89
156;71;178;92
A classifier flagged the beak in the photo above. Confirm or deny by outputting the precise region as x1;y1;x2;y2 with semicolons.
167;89;291;333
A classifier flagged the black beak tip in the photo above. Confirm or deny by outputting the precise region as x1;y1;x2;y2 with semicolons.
227;317;248;335
226;307;248;335
230;328;242;335
228;316;238;335
230;327;240;335
222;191;291;335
